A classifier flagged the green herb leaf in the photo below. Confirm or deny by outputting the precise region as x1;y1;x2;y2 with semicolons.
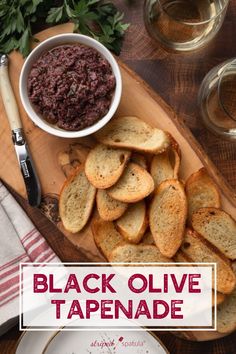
0;0;129;57
87;0;100;5
0;36;19;54
65;2;76;18
25;0;44;16
16;9;25;33
19;28;31;57
46;6;64;24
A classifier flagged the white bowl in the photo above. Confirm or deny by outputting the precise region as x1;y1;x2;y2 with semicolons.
19;33;122;138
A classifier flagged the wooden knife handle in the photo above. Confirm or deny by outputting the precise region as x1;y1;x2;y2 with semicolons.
0;55;22;131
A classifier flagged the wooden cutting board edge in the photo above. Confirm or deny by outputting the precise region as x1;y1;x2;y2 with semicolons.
1;23;235;342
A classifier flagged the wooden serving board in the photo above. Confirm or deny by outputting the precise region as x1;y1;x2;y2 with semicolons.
0;23;235;341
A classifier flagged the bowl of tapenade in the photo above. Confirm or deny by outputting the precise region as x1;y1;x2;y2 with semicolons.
19;34;122;138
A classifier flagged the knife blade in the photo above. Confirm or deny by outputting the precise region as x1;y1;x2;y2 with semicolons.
0;54;41;207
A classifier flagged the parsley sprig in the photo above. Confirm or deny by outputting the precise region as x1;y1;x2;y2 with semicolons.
0;0;129;57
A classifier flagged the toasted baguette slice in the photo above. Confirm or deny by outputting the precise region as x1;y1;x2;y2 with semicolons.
92;219;124;260
107;163;154;203
174;251;225;306
150;145;180;188
149;179;187;258
180;229;236;294
109;244;172;264
217;263;236;333
95;116;170;154
85;144;131;189
131;153;148;170
142;232;155;245
217;289;236;333
186;168;221;223
96;189;128;221
192;208;236;260
59;166;96;233
116;201;148;244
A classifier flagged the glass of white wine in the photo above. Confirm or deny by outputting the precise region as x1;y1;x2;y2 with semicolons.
199;58;236;140
144;0;230;51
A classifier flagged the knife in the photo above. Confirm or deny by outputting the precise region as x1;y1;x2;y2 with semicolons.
0;54;41;207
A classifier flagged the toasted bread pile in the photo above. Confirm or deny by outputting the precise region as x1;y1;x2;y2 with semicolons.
59;116;236;333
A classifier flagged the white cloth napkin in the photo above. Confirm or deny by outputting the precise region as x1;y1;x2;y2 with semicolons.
0;182;61;335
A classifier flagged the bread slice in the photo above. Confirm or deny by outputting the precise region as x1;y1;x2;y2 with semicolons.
85;144;131;189
149;179;187;258
107;163;154;203
95;116;170;154
180;229;236;294
150;145;180;188
116;201;148;244
92;219;124;260
59;166;96;233
131;153;148;170
192;208;236;260
186;168;221;223
174;251;225;306
217;263;236;333
109;244;172;264
142;232;155;245
96;189;128;221
217;289;236;333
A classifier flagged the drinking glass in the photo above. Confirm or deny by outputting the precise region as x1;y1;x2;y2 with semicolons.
198;58;236;139
144;0;230;51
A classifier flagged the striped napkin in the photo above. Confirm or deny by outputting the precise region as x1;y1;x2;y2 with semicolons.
0;182;61;335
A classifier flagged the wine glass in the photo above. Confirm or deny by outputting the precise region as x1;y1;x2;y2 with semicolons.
199;58;236;139
144;0;230;52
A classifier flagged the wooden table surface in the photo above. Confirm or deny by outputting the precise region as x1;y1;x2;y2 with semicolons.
1;0;236;353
